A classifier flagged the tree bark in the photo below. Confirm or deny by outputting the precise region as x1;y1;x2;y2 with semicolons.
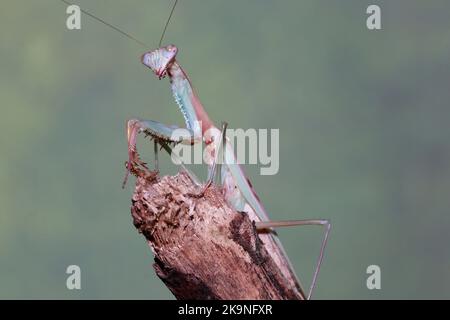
130;168;303;300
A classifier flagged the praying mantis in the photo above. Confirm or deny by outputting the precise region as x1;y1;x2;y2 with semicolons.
60;0;331;300
125;43;331;300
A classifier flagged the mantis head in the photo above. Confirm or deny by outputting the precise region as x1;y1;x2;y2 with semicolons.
141;45;178;79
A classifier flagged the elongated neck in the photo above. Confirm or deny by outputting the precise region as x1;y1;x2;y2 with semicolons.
168;61;213;136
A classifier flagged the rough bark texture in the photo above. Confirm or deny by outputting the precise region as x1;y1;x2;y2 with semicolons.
130;169;302;300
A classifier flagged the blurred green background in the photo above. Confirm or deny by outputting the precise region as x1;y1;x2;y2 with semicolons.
1;0;449;299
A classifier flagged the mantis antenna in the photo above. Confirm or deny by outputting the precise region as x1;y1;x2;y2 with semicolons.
58;0;149;47
158;0;179;47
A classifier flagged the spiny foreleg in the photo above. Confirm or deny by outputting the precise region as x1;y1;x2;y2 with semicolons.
123;118;201;188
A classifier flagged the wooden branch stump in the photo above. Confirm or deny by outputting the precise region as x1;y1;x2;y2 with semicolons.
130;169;303;300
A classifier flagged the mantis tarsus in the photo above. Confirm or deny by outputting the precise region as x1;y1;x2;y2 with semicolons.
61;0;331;300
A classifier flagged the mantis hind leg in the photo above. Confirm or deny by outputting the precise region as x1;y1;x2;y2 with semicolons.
255;219;331;300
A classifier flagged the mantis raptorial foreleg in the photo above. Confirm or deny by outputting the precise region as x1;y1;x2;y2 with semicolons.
126;119;200;145
124;118;202;187
255;219;331;300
